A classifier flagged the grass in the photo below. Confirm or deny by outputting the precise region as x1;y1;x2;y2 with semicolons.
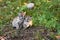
0;0;60;39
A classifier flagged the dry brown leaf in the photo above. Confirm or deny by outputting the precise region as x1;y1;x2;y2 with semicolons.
0;36;6;40
29;20;33;26
55;36;60;39
0;0;2;2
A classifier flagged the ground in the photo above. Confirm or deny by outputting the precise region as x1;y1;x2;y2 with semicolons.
2;25;57;40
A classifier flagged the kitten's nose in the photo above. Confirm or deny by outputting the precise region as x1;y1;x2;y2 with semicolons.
13;27;16;29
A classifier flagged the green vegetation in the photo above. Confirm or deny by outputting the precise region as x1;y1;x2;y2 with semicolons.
0;0;60;37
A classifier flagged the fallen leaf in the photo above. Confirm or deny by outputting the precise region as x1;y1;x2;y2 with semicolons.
29;20;33;26
0;0;2;2
55;36;60;39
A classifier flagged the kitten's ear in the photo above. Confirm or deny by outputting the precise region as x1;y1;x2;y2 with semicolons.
22;12;26;15
18;12;26;16
23;12;26;14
